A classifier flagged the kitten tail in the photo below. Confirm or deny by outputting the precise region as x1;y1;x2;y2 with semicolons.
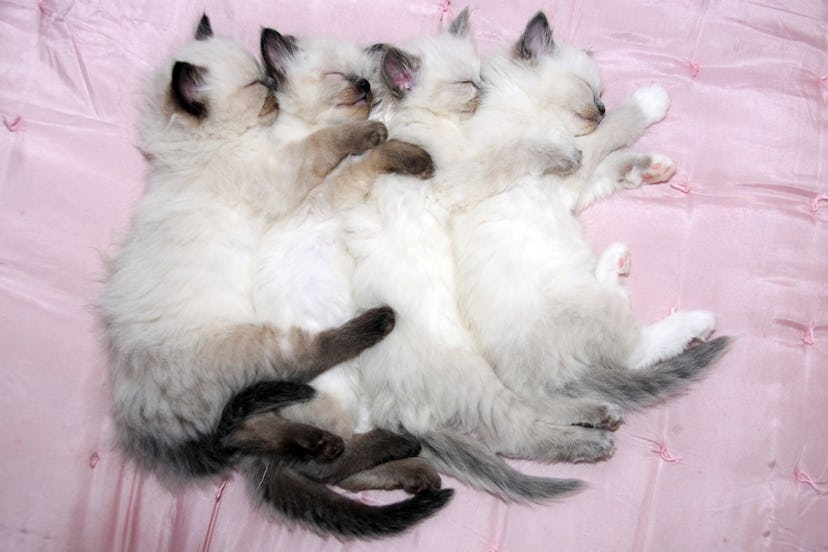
419;431;583;503
241;458;453;539
565;336;732;409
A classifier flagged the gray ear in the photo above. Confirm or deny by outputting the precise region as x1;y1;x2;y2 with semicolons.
515;11;554;60
381;47;420;98
195;14;213;41
171;61;208;118
448;7;471;37
260;28;298;88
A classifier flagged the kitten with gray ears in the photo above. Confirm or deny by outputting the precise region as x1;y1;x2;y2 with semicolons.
98;15;450;539
450;12;729;419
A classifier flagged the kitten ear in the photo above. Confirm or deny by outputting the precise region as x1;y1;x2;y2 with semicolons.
195;14;213;41
381;47;420;99
260;28;298;88
171;61;208;118
515;11;555;61
448;7;471;38
365;43;388;56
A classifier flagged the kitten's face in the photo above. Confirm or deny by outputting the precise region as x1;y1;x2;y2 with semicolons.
482;12;604;137
261;31;374;125
162;23;278;136
370;15;482;120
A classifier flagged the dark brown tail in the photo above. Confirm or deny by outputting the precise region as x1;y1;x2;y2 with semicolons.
242;457;453;539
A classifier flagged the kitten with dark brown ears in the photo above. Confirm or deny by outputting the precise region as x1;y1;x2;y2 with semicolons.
98;16;449;539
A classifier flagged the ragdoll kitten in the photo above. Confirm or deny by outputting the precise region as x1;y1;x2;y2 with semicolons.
98;16;449;539
449;12;730;419
331;10;615;504
253;26;450;501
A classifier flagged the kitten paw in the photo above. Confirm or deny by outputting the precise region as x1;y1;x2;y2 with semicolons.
342;305;396;344
348;120;389;154
574;402;624;431
544;143;583;176
396;460;442;493
596;242;632;285
641;154;676;185
379;140;436;179
632;85;670;125
299;429;346;461
565;428;616;463
682;310;717;342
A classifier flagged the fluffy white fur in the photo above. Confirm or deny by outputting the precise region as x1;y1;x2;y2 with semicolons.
450;13;718;406
338;14;616;482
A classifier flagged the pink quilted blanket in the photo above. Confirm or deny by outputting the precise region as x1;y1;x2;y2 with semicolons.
1;1;825;550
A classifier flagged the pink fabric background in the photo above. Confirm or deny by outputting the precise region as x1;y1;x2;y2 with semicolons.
1;0;826;550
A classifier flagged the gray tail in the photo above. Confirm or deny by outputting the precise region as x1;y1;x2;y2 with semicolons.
127;380;317;479
419;430;583;503
243;458;453;539
564;336;731;410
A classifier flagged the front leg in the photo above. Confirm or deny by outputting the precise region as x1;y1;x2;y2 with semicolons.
330;140;435;209
295;120;388;186
570;150;676;212
577;85;670;173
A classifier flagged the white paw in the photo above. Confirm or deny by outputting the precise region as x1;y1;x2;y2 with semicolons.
632;85;670;125
682;310;717;341
596;242;631;282
641;153;676;185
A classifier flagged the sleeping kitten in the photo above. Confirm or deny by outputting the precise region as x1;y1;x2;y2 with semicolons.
253;26;450;500
449;12;730;419
331;10;613;504
98;16;449;539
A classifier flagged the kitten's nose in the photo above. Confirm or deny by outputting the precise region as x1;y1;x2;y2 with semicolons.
356;78;371;93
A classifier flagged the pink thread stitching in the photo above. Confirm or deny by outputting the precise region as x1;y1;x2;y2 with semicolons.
439;0;452;24
652;442;683;463
811;194;828;216
89;452;100;468
802;323;815;346
794;468;828;495
4;115;21;132
670;181;691;194
817;77;828;89
689;61;700;78
201;479;228;552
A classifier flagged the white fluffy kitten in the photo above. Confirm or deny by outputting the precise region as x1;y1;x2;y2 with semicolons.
333;11;615;503
450;12;729;414
98;17;450;539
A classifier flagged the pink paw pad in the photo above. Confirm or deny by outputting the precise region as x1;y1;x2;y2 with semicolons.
616;250;631;276
642;156;676;184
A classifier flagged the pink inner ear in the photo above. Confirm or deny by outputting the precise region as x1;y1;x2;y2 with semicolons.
386;59;416;92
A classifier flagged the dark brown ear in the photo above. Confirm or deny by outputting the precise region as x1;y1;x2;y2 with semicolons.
260;28;298;89
381;47;420;99
171;61;208;118
195;14;213;41
515;11;554;61
448;7;471;37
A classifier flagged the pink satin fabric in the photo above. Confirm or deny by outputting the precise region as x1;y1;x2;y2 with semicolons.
1;1;825;550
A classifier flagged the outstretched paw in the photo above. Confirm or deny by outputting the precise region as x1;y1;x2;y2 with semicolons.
632;85;670;125
379;140;436;179
348;120;389;154
641;154;676;185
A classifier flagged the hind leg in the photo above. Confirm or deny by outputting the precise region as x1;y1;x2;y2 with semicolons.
626;310;717;370
292;429;423;484
225;412;345;461
338;458;442;494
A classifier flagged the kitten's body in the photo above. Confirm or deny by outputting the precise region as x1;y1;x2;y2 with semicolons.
333;16;615;503
333;11;728;502
449;13;729;414
99;19;450;538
